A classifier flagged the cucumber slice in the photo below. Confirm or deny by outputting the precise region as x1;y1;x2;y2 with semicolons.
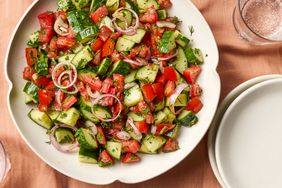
123;29;146;44
172;48;188;74
75;128;98;150
67;11;83;33
142;134;166;153
154;111;168;125
92;105;112;119
108;60;131;77
116;37;136;52
79;97;100;123
125;70;137;83
127;112;145;122
97;57;111;75
163;107;176;124
166;125;181;138
136;64;159;83
106;0;119;12
137;0;160;13
24;93;35;104
157;9;167;20
124;85;143;107
78;147;99;163
71;45;93;69
58;54;75;64
57;107;80;127
139;142;156;154
99;16;115;32
155;100;165;111
28;109;53;129
159;31;176;54
47;110;61;121
113;10;132;30
125;0;139;13
166;93;188;107
23;82;39;103
90;0;106;12
105;141;122;160
57;0;74;11
71;0;91;10
177;110;198;127
185;48;204;65
76;26;99;44
78;68;97;81
174;30;190;47
55;128;75;143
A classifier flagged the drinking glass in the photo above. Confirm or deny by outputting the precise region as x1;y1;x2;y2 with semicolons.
233;0;282;45
0;141;10;183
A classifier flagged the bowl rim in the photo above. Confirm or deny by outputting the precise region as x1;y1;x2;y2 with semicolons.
4;0;220;185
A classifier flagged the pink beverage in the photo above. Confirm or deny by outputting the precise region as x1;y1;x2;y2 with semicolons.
241;0;282;41
0;142;10;182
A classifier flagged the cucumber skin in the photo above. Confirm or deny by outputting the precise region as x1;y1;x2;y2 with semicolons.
159;31;176;54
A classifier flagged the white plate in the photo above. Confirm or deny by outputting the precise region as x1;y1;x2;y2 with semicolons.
215;78;282;188
208;74;282;187
5;0;220;185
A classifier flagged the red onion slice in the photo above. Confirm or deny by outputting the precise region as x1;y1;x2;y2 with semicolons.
55;89;63;111
49;124;79;153
127;118;142;140
52;62;77;90
169;83;188;114
123;58;144;66
151;50;178;61
85;121;98;136
86;85;101;99
91;94;122;122
156;21;176;29
151;125;157;135
116;131;131;140
112;8;139;35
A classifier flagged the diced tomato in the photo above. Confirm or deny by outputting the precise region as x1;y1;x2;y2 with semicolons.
157;0;172;8
57;36;76;49
162;138;179;152
35;76;50;87
99;26;113;42
99;96;114;106
122;153;141;163
141;84;156;102
114;102;124;115
136;101;150;113
38;89;53;111
92;50;101;65
100;78;113;93
129;45;151;60
110;32;122;40
187;97;203;113
183;65;201;84
45;81;56;91
62;95;77;111
84;77;103;91
113;74;125;93
25;48;38;66
38;29;54;44
164;81;175;97
164;67;177;82
38;12;55;30
66;27;77;39
152;83;165;101
112;121;124;129
145;112;154;124
102;38;115;58
90;5;108;23
23;67;34;81
77;81;88;99
111;50;123;63
134;122;149;134
48;38;58;59
155;27;165;37
38;103;48;112
56;11;67;20
91;38;104;52
189;84;202;98
99;150;113;167
156;124;175;135
121;140;140;154
140;7;158;24
155;72;166;85
97;126;107;145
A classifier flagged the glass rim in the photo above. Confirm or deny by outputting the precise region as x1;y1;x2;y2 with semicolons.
237;0;282;43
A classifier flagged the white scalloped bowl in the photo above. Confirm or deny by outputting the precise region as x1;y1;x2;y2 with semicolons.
5;0;220;184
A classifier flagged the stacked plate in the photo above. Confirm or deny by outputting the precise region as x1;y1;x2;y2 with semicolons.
208;74;282;188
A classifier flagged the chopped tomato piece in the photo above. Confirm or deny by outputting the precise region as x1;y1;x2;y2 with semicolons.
114;102;124;115
111;50;123;63
25;48;38;66
100;78;113;93
45;81;56;91
122;153;141;163
113;74;125;93
62;95;77;111
90;5;108;23
183;65;201;84
140;7;158;24
77;81;88;99
97;126;107;145
38;29;54;44
121;140;140;154
141;84;156;102
92;50;101;65
79;75;103;91
102;38;115;58
164;81;175;97
155;72;166;85
134;122;149;134
157;0;172;8
23;67;34;81
164;67;177;82
57;36;76;49
38;12;55;30
136;101;150;112
99;150;113;167
38;89;53;111
35;76;50;87
129;45;151;60
189;84;202;98
145;113;154;124
48;38;58;59
156;124;175;135
110;32;122;40
91;38;104;52
56;11;67;20
99;26;113;42
187;97;203;113
162;138;179;152
152;83;165;101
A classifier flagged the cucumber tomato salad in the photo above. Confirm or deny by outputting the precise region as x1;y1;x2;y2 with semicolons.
23;0;204;166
